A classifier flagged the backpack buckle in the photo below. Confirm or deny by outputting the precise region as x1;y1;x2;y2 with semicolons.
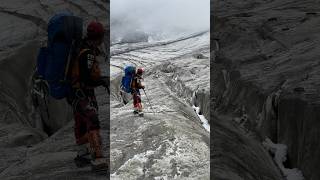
75;89;86;99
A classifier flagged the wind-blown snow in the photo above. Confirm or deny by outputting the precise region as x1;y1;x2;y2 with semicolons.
192;105;210;132
111;150;156;179
263;138;304;180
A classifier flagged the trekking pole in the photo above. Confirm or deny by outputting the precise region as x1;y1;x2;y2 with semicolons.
105;86;110;94
143;89;156;115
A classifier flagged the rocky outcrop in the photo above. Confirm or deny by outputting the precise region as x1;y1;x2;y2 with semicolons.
212;0;320;179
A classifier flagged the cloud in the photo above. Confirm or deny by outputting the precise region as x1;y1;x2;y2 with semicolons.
111;0;209;41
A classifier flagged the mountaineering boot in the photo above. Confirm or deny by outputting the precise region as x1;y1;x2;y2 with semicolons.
133;110;139;114
138;110;144;117
133;107;139;114
88;129;108;173
138;103;143;116
136;102;143;116
74;143;91;167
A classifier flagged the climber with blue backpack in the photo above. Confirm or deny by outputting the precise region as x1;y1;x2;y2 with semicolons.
121;66;145;116
68;20;108;172
32;12;108;172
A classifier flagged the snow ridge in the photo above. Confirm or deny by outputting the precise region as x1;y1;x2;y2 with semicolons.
263;138;304;180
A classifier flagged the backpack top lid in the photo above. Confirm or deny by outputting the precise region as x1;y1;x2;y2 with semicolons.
47;12;82;44
124;65;136;77
48;11;72;23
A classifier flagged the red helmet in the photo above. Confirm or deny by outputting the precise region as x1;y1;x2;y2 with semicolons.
137;68;144;75
87;21;105;40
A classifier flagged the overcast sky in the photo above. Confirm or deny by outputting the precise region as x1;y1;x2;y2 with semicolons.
111;0;209;40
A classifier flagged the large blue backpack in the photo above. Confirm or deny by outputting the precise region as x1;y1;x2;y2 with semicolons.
36;12;83;99
121;65;136;93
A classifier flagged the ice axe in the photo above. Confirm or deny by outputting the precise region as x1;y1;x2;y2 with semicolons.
143;89;156;115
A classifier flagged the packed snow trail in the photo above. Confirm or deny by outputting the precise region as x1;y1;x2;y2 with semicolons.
110;32;210;179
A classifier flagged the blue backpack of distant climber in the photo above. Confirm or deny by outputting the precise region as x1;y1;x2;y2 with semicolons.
36;12;83;99
121;65;136;93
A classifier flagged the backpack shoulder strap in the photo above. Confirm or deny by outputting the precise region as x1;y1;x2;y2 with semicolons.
78;48;91;59
69;48;91;88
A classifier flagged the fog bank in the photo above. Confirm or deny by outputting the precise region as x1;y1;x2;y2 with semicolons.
111;0;209;42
